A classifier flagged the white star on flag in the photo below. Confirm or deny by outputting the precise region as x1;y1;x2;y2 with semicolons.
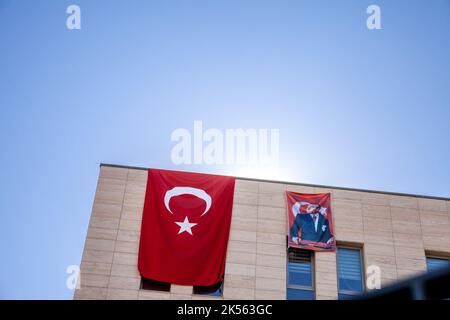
175;216;198;235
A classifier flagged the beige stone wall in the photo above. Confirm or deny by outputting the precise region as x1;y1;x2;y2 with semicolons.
74;165;450;300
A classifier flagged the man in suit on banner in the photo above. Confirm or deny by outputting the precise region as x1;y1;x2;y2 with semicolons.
286;192;335;251
290;202;333;244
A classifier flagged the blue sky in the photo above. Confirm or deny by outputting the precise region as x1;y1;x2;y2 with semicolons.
0;0;449;299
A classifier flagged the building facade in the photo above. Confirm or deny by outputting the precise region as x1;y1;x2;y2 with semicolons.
74;164;450;300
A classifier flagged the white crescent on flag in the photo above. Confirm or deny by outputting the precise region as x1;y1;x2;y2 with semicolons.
164;186;212;217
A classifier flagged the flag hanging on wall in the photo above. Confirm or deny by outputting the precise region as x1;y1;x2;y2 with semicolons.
286;191;335;251
138;169;235;286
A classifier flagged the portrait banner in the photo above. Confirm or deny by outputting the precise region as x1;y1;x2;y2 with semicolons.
286;191;335;251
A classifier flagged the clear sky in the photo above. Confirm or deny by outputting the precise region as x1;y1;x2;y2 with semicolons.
0;0;449;299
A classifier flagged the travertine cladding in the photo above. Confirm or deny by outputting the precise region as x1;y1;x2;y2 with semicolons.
74;166;450;299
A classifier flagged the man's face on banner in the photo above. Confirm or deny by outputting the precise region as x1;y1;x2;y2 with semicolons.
306;204;320;214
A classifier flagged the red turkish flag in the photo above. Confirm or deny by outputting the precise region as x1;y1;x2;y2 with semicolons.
138;169;235;286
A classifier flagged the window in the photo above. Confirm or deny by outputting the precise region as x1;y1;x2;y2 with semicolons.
287;248;315;300
426;257;450;272
140;277;171;291
140;277;223;296
337;247;364;299
193;281;223;297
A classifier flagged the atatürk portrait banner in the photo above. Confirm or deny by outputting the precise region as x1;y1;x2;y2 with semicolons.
286;191;336;251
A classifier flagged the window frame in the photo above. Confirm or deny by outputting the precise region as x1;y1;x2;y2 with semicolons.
140;277;171;292
336;245;365;298
425;255;450;272
193;281;223;297
286;247;316;300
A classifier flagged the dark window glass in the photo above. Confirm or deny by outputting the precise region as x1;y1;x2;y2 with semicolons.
287;288;315;300
338;293;357;300
287;248;314;300
288;254;312;287
337;247;363;298
140;277;171;291
193;281;223;297
426;257;450;272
